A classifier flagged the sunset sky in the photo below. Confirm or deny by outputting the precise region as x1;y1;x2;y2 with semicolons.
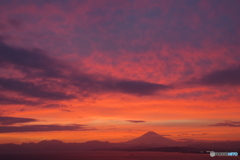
0;0;240;144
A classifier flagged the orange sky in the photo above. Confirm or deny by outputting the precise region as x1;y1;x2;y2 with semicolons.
0;0;240;144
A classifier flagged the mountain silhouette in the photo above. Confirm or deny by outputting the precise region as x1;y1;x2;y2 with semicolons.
124;131;177;146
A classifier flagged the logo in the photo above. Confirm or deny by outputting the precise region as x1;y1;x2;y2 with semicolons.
209;151;238;157
210;151;215;157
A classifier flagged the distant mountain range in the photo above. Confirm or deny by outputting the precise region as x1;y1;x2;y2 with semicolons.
0;131;239;153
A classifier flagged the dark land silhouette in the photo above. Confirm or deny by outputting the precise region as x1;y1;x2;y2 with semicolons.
0;131;239;154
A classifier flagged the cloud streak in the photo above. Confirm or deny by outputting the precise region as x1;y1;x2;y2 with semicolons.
0;116;37;125
0;94;41;105
0;124;92;133
126;120;146;123
0;41;67;78
197;66;240;86
106;80;169;96
0;77;75;100
209;121;240;127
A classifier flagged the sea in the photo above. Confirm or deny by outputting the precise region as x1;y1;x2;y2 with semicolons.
0;151;239;160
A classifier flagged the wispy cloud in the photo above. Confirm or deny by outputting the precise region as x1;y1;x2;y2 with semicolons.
0;116;37;125
126;120;146;123
191;133;208;136
0;41;68;78
209;121;240;127
0;77;75;100
0;94;41;105
0;124;94;133
196;66;240;86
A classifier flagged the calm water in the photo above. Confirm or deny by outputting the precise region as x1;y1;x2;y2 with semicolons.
0;151;238;160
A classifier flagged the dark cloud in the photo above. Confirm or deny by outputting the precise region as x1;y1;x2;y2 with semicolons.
209;121;240;127
191;133;208;136
0;40;170;99
0;124;92;133
72;73;170;96
126;120;146;123
0;41;67;78
0;78;75;100
0;94;41;105
103;80;170;96
194;65;240;86
116;80;167;95
0;117;37;125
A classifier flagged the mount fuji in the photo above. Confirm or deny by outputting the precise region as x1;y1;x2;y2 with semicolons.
123;131;178;146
